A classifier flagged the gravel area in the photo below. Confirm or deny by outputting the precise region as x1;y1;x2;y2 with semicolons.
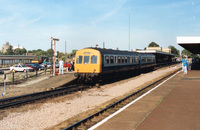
0;64;181;130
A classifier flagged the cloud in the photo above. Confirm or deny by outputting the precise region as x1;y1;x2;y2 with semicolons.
19;16;43;27
91;1;126;25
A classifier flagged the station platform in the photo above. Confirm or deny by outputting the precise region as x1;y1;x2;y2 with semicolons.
92;70;200;130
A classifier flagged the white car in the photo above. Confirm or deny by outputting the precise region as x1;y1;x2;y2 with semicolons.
10;64;33;72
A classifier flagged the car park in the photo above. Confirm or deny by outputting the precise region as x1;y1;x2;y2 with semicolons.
10;64;33;72
39;64;45;70
46;62;52;68
56;63;59;68
0;70;4;74
26;63;41;71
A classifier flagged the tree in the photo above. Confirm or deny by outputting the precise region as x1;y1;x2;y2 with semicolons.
5;45;14;55
14;48;27;55
46;49;53;57
181;49;198;58
35;50;47;56
168;45;180;56
0;51;3;55
57;51;64;58
148;42;159;47
71;49;78;57
20;48;27;55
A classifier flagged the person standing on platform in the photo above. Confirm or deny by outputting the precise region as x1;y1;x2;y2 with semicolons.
187;57;192;71
182;56;188;75
59;58;64;74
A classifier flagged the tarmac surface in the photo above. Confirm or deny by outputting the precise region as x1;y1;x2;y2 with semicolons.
93;70;200;130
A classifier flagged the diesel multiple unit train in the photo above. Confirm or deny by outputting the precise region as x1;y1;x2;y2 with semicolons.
74;47;160;81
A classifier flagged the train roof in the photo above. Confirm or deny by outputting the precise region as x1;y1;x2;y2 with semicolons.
136;50;177;56
85;47;138;55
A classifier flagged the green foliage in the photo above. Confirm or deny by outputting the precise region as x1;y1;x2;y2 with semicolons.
71;49;78;57
35;50;47;56
181;49;198;58
168;45;180;56
5;45;14;55
46;49;53;56
13;48;27;55
148;42;159;47
57;51;64;58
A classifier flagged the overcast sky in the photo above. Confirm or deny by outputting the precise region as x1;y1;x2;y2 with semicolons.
0;0;200;53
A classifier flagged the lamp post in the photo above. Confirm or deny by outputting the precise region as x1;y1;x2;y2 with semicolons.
50;37;59;76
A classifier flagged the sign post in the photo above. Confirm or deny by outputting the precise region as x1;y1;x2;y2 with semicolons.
3;74;6;94
50;37;59;76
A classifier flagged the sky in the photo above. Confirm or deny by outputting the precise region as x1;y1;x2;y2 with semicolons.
0;0;200;53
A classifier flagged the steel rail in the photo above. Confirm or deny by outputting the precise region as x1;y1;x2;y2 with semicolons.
0;83;86;109
64;69;181;130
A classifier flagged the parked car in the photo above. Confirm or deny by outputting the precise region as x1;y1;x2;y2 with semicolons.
26;63;41;71
0;70;4;74
46;62;52;68
39;64;45;70
10;64;33;72
56;62;59;68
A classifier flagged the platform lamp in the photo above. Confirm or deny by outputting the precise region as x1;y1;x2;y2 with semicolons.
50;37;59;76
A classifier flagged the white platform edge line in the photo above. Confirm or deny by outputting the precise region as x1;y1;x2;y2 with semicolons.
88;70;181;130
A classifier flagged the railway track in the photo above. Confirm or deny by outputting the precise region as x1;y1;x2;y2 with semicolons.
0;80;90;109
63;68;181;130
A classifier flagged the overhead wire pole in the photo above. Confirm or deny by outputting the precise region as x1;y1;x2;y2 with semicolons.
50;37;59;76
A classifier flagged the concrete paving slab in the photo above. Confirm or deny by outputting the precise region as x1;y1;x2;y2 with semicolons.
94;71;182;130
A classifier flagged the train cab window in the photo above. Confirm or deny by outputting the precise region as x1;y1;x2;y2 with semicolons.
122;56;125;63
76;56;83;64
110;56;114;64
84;56;90;64
91;55;97;64
105;56;109;64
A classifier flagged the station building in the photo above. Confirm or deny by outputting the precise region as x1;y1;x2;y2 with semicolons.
177;36;200;69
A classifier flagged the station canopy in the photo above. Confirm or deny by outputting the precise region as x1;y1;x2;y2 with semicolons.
177;36;200;54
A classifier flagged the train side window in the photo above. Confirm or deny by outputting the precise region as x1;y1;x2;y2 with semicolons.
76;56;83;64
110;56;114;64
130;57;132;63
122;56;125;63
115;56;118;63
105;56;109;64
125;57;128;63
84;56;90;64
127;57;130;63
118;56;121;63
142;57;145;62
91;55;97;64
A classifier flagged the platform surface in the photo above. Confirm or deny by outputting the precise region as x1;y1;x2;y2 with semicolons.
93;70;200;130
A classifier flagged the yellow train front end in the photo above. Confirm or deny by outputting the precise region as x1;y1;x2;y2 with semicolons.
74;48;102;80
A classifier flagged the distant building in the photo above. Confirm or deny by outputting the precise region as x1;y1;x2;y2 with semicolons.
146;47;171;53
1;42;11;53
13;44;24;50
